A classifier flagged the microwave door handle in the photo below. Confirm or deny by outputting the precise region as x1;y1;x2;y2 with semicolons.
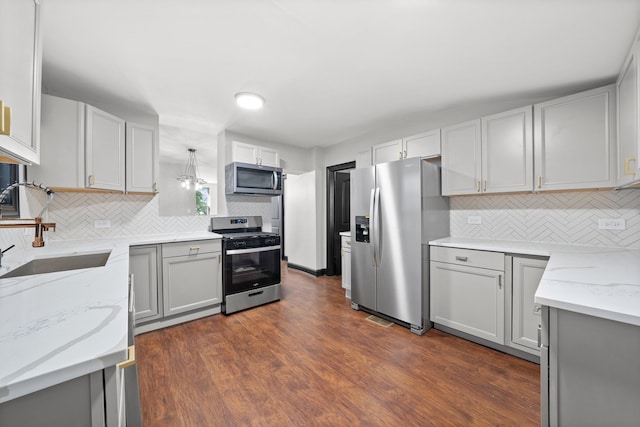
273;171;278;190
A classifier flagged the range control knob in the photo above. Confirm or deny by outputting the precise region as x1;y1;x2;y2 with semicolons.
234;241;247;249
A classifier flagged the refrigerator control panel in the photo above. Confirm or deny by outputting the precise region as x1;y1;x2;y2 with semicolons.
355;216;370;243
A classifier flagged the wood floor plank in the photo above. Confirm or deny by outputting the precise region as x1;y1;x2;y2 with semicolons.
136;263;540;426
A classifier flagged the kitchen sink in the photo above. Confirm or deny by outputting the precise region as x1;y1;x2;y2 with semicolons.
0;251;111;278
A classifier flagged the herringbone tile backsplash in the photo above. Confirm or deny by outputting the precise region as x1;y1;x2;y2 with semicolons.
0;193;272;250
2;189;638;251
450;190;640;248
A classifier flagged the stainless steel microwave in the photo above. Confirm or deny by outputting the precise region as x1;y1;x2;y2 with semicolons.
225;161;283;196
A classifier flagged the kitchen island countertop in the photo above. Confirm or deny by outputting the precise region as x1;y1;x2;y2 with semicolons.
429;237;640;327
0;231;222;404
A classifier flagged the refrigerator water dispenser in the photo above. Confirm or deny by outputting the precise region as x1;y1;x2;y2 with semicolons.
355;216;370;243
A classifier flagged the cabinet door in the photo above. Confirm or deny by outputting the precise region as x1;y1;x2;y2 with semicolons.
617;46;639;185
126;122;158;193
231;141;258;164
482;106;533;193
372;139;403;164
29;95;85;188
534;85;616;191
85;105;125;191
548;309;640;427
0;371;104;427
341;236;351;295
129;245;160;322
162;251;222;317
511;256;547;352
403;129;441;159
355;148;372;168
259;146;280;167
441;119;481;195
430;261;504;344
0;0;42;164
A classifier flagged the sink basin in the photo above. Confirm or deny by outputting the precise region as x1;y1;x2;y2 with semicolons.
0;251;111;278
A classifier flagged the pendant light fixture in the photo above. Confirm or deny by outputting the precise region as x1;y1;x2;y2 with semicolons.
176;148;207;190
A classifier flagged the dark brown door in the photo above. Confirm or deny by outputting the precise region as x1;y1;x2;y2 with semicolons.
333;171;351;274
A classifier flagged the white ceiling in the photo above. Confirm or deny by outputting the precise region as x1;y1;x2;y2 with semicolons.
41;0;640;162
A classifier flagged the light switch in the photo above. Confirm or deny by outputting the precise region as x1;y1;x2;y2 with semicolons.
467;216;482;225
598;218;625;230
94;220;111;229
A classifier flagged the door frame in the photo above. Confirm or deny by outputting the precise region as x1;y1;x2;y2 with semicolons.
326;161;356;276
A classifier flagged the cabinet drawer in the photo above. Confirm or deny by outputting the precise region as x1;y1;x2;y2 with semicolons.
430;246;504;271
162;240;221;258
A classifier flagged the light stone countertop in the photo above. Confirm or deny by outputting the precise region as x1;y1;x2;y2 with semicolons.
429;237;640;327
0;231;222;404
339;231;351;237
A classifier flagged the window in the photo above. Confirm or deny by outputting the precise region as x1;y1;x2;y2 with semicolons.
196;187;210;216
0;163;20;218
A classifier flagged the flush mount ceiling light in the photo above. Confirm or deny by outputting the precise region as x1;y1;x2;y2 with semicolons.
176;148;207;190
234;92;265;110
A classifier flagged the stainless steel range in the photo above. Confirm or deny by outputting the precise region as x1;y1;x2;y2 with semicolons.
211;216;281;314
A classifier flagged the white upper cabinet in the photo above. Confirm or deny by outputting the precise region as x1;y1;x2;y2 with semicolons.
372;139;403;164
230;140;279;167
86;105;125;191
372;130;441;165
31;94;157;193
355;148;372;169
534;85;617;191
441;119;482;195
617;39;640;185
482;106;533;193
403;129;441;159
0;0;42;164
442;107;533;196
126;122;158;193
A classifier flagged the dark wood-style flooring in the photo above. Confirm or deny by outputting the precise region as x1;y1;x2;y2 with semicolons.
136;263;540;426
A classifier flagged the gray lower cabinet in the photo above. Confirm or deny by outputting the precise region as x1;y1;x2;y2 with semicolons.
162;240;222;316
430;247;505;345
508;255;548;356
0;368;120;427
541;307;640;427
130;239;222;333
129;245;161;322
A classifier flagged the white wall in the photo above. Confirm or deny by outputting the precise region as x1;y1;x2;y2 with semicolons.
284;170;320;271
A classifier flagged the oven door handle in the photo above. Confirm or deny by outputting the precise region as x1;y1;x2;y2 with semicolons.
226;245;281;255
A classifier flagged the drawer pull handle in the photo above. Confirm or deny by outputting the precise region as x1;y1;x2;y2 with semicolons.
455;256;468;262
624;157;637;175
189;246;200;251
248;290;264;297
117;345;136;369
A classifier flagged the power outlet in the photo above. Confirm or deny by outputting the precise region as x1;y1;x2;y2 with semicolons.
598;218;626;230
467;216;482;225
94;220;111;229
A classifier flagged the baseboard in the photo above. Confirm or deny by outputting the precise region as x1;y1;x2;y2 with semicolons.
287;262;325;277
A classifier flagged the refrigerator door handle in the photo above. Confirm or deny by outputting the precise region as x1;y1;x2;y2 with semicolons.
373;187;381;266
369;188;376;266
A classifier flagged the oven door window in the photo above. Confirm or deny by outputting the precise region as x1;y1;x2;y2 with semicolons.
225;248;281;295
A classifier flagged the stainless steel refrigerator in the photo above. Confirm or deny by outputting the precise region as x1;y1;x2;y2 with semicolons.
350;157;449;334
